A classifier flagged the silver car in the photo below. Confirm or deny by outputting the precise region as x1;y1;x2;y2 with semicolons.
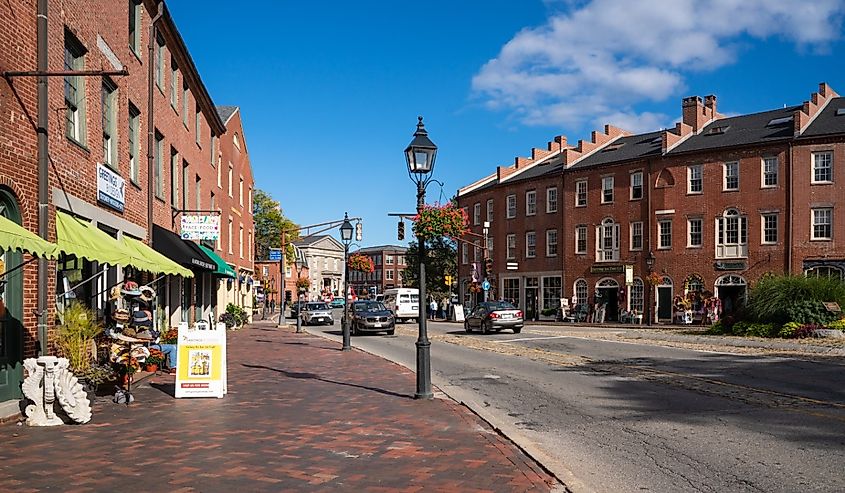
300;302;334;326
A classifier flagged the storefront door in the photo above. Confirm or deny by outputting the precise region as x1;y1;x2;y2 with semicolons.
657;286;672;321
0;190;24;402
525;288;539;321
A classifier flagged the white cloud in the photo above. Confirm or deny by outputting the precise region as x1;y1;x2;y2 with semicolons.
472;0;845;132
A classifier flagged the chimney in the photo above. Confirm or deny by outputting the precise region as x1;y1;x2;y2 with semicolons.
704;94;717;114
682;95;712;132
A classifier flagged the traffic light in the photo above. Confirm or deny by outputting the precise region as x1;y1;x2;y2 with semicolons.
445;275;452;286
484;258;493;276
397;221;405;241
355;222;363;241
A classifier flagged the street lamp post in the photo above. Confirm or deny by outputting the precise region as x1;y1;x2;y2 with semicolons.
294;248;306;334
405;116;437;400
646;250;655;326
340;213;354;351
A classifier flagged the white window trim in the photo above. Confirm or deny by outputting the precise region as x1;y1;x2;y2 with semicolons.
486;199;494;222
723;161;739;191
506;195;516;219
761;156;778;189
546;229;557;257
630;171;643;201
761;213;778;245
811;151;833;184
506;234;516;260
575;226;587;254
687;165;703;194
473;203;481;225
601;176;614;204
629;221;643;251
715;209;748;258
687;218;703;248
526;191;537;216
811;208;833;240
575;180;587;207
658;220;672;250
525;231;536;258
546;187;558;213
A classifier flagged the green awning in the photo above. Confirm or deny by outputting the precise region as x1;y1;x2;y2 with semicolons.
198;244;237;278
0;215;58;258
121;236;194;278
55;211;129;266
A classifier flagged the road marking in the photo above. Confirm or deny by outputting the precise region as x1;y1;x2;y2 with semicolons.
493;335;572;344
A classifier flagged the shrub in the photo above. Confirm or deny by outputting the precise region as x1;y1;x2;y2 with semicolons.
225;303;248;327
731;321;751;336
745;322;777;338
794;323;822;339
784;300;838;325
778;321;802;338
541;308;557;317
219;312;237;329
747;275;845;324
706;321;728;335
825;318;845;331
55;302;103;374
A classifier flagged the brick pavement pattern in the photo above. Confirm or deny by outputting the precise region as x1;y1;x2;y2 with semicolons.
0;321;558;492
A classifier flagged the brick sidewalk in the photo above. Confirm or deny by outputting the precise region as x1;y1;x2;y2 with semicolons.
0;321;560;492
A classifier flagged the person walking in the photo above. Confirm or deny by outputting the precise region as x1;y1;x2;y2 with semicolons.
429;298;437;320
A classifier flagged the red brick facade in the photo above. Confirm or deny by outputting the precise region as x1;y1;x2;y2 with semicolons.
348;246;408;297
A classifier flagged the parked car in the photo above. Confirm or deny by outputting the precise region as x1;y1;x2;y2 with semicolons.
300;302;334;326
382;288;419;323
330;297;346;308
344;300;395;335
289;301;307;318
464;301;523;334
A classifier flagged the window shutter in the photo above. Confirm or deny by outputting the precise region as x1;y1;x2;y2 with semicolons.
595;226;600;258
740;216;747;244
614;224;621;257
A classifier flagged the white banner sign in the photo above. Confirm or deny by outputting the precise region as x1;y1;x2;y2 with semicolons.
175;322;228;399
96;164;125;212
181;215;220;240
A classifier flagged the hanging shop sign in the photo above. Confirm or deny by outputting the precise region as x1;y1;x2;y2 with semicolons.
180;215;220;241
714;261;746;271
174;321;228;399
96;164;125;212
590;264;624;274
625;265;634;286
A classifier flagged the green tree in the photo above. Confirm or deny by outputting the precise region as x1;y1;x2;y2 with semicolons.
401;236;457;299
253;189;299;263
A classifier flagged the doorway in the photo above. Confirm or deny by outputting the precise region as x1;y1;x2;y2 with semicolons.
525;288;539;321
596;278;620;322
657;276;673;322
0;189;24;402
716;275;746;317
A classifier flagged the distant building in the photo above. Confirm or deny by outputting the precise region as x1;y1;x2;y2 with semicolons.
292;236;344;300
348;245;408;297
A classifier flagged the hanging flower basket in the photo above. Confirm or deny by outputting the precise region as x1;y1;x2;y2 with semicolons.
295;277;310;291
412;203;468;239
645;272;661;286
347;253;375;273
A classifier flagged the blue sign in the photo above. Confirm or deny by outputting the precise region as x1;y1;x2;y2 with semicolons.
268;249;282;261
481;280;491;291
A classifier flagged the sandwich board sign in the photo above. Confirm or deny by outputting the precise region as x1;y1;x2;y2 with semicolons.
175;321;228;398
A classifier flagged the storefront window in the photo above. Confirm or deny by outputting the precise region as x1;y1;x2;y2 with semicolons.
542;276;561;310
503;278;520;307
631;278;644;313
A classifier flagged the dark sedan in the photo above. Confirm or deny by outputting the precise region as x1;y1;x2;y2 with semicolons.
464;301;523;334
346;301;395;335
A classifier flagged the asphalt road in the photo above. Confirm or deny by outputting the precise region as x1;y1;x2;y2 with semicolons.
299;311;845;493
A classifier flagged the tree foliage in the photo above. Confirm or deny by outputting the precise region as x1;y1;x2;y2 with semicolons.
401;236;457;298
253;188;300;263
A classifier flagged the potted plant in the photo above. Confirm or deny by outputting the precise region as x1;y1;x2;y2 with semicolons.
145;349;164;372
412;202;468;239
347;253;375;273
55;302;103;378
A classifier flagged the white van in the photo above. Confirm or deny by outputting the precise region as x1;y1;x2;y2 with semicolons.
382;288;419;323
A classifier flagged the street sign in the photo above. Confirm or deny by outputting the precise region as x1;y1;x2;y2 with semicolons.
269;249;281;261
506;262;518;271
481;280;491;291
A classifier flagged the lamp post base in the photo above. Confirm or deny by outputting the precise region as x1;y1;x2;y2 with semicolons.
414;339;433;399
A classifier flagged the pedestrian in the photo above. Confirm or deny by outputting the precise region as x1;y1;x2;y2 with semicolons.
270;298;276;313
429;298;437;320
443;298;451;321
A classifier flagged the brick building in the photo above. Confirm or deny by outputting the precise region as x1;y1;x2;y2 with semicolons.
457;83;845;324
348;245;408;297
0;0;253;415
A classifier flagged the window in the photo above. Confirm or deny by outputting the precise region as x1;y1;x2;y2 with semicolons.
486;199;493;223
461;243;468;264
385;255;394;265
806;266;843;280
473;203;481;225
724;161;739;191
658;220;672;249
576;180;587;207
575;226;587;254
813;152;833;183
170;148;179;208
716;208;748;258
194;108;202;146
181;160;189;209
688;165;702;193
155;34;164;88
601;176;614;203
630;172;643;200
575;279;588;306
129;0;142;55
542;277;561;310
526;232;536;258
631;278;644;313
195;175;201;211
154;131;164;198
506;195;516;218
526;190;537;216
596;218;620;261
688;218;702;247
812;208;832;240
64;31;86;144
228;217;233;254
182;84;189;126
506;234;516;260
239;225;244;258
762;157;778;187
473;241;480;262
228;164;233;197
503;278;520;307
546;187;558;213
128;103;140;184
101;79;118;167
546;229;557;256
170;58;179;109
762;213;778;244
239;177;244;206
211;135;217;168
386;270;394;281
630;221;643;251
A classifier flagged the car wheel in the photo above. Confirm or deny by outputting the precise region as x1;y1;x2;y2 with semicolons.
482;321;491;335
386;328;395;335
464;321;472;333
513;327;522;334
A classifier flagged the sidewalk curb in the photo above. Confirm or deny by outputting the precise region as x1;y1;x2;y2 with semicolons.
301;325;584;493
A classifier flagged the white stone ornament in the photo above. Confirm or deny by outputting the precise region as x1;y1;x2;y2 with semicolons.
22;356;92;426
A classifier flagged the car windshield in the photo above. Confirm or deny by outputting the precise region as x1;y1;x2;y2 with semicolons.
485;301;517;311
354;302;387;312
306;303;329;310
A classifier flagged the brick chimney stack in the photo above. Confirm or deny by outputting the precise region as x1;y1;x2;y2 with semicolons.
704;94;717;114
682;96;710;132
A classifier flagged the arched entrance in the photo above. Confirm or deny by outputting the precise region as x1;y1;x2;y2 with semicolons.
596;278;619;322
716;275;746;316
656;276;674;322
0;188;24;402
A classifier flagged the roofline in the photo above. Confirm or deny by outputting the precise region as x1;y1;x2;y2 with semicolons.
500;147;564;184
153;1;227;136
458;173;497;196
221;106;239;125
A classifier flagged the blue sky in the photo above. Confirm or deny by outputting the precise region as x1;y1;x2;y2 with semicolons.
169;0;845;248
